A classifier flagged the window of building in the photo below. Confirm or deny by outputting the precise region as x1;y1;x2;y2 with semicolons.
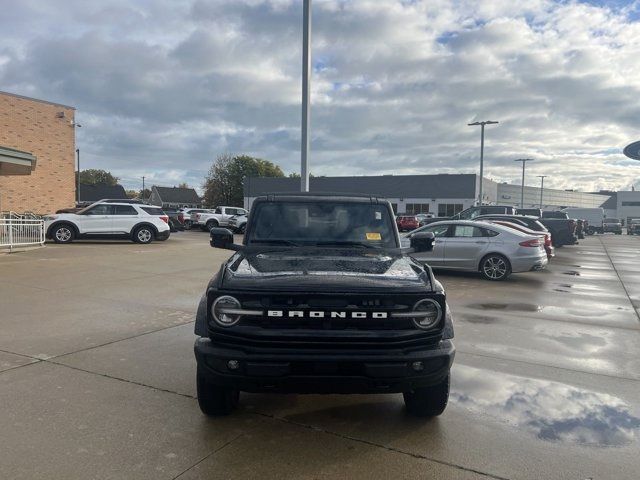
405;203;430;214
437;203;464;217
390;203;398;214
621;201;640;207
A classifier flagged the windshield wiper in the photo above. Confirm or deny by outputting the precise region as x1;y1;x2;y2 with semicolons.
315;241;378;249
251;239;301;246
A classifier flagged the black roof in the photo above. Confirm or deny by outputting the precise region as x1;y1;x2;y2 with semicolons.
244;174;479;199
255;193;384;204
79;183;127;202
153;186;200;204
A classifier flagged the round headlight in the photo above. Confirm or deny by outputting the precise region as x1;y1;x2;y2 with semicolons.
211;296;242;327
412;299;441;330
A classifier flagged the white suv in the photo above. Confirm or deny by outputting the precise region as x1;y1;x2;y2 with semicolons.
44;200;171;244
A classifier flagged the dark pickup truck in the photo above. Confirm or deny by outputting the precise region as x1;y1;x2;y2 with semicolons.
194;194;455;417
540;211;577;247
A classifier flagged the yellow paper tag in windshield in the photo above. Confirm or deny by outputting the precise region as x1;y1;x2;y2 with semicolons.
366;232;382;241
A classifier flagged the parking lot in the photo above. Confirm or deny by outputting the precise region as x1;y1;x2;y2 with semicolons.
1;231;639;479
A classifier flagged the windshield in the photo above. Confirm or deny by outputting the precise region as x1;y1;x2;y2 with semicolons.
247;201;397;248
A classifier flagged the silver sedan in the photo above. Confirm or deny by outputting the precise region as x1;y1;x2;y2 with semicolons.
401;220;548;281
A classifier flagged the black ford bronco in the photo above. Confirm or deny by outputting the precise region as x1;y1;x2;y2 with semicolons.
194;194;455;417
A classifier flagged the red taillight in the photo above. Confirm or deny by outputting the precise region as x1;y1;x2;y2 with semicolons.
160;215;169;224
545;234;551;246
178;213;184;223
519;238;542;247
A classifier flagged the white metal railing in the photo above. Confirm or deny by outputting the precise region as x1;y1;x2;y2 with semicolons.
0;218;45;251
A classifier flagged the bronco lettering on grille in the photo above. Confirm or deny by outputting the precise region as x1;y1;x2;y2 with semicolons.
267;310;388;319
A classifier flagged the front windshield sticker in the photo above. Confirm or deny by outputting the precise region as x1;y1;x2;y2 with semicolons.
366;232;382;241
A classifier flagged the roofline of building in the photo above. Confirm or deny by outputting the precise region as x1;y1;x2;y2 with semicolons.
0;90;75;110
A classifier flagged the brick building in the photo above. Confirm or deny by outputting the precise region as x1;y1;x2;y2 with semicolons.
0;91;76;214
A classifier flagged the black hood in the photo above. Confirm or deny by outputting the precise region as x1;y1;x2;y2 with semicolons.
219;247;433;293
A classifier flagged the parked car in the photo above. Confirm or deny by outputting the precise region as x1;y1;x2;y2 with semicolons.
415;213;434;225
603;218;623;235
483;219;554;259
44;201;170;244
402;220;548;281
474;214;548;233
162;208;185;232
193;206;248;231
539;211;577;246
198;194;454;417
180;208;213;230
562;208;604;235
420;205;518;226
516;208;542;217
228;214;248;233
396;215;419;232
628;218;640;235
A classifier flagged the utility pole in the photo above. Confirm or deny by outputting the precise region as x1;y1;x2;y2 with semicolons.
468;120;499;205
514;159;534;208
537;175;547;208
300;0;311;192
76;148;80;205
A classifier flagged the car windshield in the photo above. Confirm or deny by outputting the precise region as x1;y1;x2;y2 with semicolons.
248;201;397;248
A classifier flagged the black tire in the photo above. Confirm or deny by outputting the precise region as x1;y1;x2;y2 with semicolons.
196;366;239;416
51;223;75;244
404;374;450;417
206;220;219;232
480;253;511;281
133;225;155;244
183;220;192;230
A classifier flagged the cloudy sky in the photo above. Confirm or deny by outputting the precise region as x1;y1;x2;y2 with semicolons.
1;0;640;193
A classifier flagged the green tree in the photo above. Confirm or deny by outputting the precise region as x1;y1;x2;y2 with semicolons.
203;154;284;207
178;182;189;189
125;190;139;199
78;169;119;186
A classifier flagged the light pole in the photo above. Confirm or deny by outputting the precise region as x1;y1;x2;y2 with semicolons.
514;158;534;208
300;0;311;192
537;175;547;208
76;148;80;205
468;120;499;205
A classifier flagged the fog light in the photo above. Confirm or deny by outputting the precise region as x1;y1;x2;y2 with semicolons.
227;360;240;370
411;361;424;372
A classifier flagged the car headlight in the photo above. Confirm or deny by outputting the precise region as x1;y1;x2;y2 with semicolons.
391;298;442;330
411;299;442;329
211;296;242;327
210;296;263;327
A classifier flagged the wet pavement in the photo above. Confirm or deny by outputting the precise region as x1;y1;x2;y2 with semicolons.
1;233;639;479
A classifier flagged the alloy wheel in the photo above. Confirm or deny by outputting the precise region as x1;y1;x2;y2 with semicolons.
137;229;152;243
55;227;72;242
483;256;507;280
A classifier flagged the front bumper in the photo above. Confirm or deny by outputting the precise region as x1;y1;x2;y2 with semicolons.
194;337;455;394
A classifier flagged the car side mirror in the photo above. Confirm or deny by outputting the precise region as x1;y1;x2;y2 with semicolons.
410;231;435;252
210;228;240;250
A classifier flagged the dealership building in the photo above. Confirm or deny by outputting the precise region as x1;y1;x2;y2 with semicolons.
244;174;612;215
0;91;76;214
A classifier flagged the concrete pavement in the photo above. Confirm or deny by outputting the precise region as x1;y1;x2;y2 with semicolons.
1;232;639;479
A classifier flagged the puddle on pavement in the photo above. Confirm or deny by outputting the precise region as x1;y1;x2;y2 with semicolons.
451;364;640;447
468;303;543;313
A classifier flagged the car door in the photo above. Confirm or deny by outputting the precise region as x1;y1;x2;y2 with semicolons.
443;225;491;270
408;224;450;267
78;204;114;234
220;208;238;226
112;205;140;234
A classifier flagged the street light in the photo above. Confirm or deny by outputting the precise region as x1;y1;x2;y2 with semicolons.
514;158;534;208
300;0;311;192
537;175;547;208
468;120;499;205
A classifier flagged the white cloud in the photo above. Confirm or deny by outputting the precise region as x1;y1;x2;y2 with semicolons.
1;0;639;192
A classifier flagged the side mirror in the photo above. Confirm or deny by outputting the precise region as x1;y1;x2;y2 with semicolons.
210;228;237;250
410;231;435;252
